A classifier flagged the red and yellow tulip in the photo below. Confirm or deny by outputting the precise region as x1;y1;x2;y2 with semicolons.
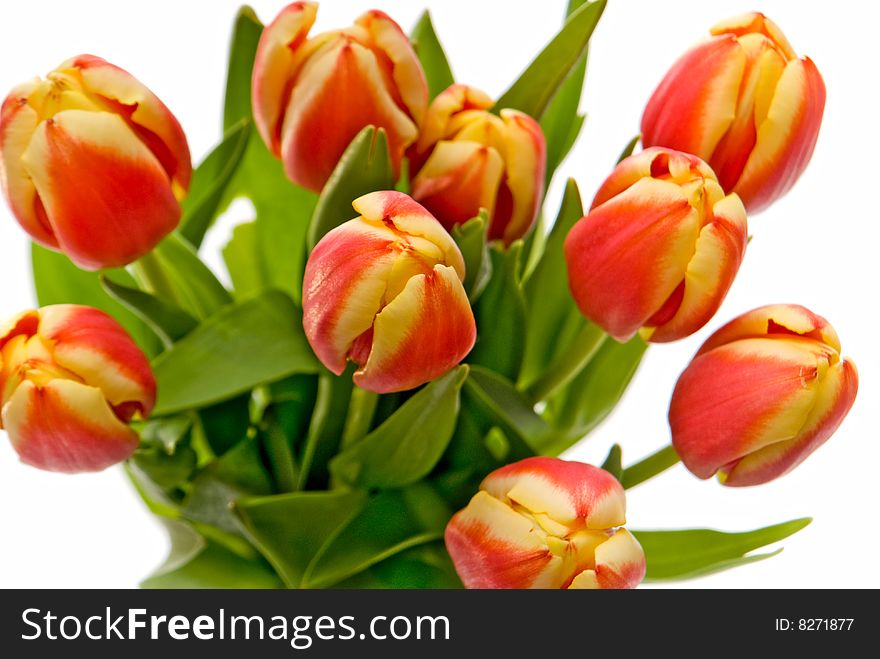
302;191;476;394
0;55;191;270
641;12;825;213
445;457;645;589
409;84;546;243
670;304;858;487
564;147;748;343
0;305;156;473
252;1;428;192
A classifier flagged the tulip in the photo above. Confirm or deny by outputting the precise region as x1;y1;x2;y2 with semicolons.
0;305;156;473
445;457;645;589
302;191;476;393
670;305;858;487
0;55;191;270
564;147;748;343
252;2;428;192
641;12;825;213
409;84;546;243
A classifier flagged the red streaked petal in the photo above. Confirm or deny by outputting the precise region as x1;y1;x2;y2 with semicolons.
410;84;494;166
2;379;139;473
495;109;545;243
20;109;180;270
711;12;797;60
353;264;475;393
592;529;646;589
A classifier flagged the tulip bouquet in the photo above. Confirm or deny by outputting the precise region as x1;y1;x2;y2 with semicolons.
0;1;858;589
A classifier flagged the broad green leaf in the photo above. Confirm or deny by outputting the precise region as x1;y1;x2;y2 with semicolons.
600;444;623;481
151;290;320;415
296;368;354;491
223;6;263;131
307;126;393;249
222;220;265;299
179;120;251;248
303;486;450;588
141;520;281;589
410;11;455;99
198;395;252;456
546;335;647;452
470;242;527;382
125;462;182;519
335;542;462;589
131;445;196;491
31;244;161;357
634;518;812;581
236;490;368;588
495;0;606;120
330;366;467;489
150;233;232;319
100;275;197;347
521;179;584;388
452;213;492;302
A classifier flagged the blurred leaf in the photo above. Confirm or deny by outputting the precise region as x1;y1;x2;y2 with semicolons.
307;126;393;250
600;444;623;481
31;244;161;357
140;415;193;453
335;542;462;589
634;518;812;581
132;445;196;490
303;486;449;588
142;519;281;589
222;221;264;299
223;6;263;131
495;0;606;120
617;134;641;164
236;490;368;588
152;290;320;415
410;10;455;99
452;213;492;302
470;242;527;382
296;368;354;491
258;374;318;492
521;179;584;388
198;395;252;456
545;335;647;452
151;233;233;319
330;366;467;489
179;120;251;248
100;275;197;347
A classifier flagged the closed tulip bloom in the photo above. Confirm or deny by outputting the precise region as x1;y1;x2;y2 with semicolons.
445;457;645;589
564;147;748;343
641;12;825;213
0;305;156;473
409;85;546;243
0;55;191;270
302;191;476;393
670;305;858;487
252;2;428;192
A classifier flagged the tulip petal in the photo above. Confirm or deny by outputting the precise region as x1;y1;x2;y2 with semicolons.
411;84;494;161
353;264;475;393
495;110;545;243
20;109;181;270
593;529;647;589
2;379;139;473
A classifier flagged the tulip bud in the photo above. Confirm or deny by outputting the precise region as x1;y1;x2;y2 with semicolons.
0;55;191;270
252;2;428;192
564;147;748;343
0;305;156;473
641;12;825;213
302;191;476;393
409;85;546;243
670;305;858;487
445;457;645;589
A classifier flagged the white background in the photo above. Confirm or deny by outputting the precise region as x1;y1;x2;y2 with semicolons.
0;0;877;588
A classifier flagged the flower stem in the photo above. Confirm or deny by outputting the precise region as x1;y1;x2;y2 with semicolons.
130;250;177;303
526;322;607;403
340;386;379;449
621;445;680;489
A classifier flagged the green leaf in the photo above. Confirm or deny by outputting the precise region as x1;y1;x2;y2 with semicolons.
600;444;623;481
617;134;641;164
31;244;161;357
223;6;263;131
470;242;527;382
179;120;252;248
131;446;196;491
141;520;282;589
296;368;354;491
451;213;492;302
151;233;233;319
151;290;320;415
634;518;812;581
494;0;606;120
303;487;449;588
307;126;393;250
330;366;467;489
198;395;252;456
410;11;455;99
236;490;368;588
546;335;647;452
521;179;584;388
222;220;265;299
100;275;197;347
335;542;462;589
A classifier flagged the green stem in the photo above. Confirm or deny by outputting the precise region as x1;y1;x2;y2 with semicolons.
340;387;379;450
621;445;680;489
130;250;178;303
526;322;607;402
